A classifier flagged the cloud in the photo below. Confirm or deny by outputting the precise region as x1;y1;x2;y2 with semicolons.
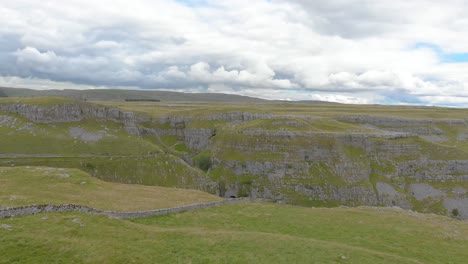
16;47;57;63
0;0;468;106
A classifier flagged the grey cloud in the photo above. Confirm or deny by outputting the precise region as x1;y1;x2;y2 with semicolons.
0;0;467;106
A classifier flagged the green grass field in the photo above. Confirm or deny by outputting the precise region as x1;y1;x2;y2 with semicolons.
1;203;467;263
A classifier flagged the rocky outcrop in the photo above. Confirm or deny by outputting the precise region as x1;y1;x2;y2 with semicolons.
376;182;411;209
337;115;468;142
397;160;468;182
336;115;466;127
242;129;413;139
409;183;446;201
0;102;146;135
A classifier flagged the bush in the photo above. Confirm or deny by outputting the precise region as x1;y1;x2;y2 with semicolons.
452;208;459;217
195;155;212;172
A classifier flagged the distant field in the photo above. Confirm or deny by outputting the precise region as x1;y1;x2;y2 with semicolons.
0;167;221;211
1;203;467;263
0;96;74;106
98;100;468;119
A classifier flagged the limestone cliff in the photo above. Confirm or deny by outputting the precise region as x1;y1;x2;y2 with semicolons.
2;99;468;219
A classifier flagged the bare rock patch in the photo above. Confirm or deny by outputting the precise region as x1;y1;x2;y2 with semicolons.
69;127;104;142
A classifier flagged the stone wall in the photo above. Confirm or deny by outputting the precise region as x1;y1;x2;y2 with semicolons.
0;198;247;220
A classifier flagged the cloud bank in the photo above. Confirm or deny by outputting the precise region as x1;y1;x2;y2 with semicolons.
1;0;468;106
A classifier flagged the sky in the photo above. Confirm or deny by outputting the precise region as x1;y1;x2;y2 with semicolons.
1;0;468;106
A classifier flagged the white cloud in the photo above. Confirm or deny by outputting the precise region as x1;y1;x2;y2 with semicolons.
15;47;58;64
0;0;468;106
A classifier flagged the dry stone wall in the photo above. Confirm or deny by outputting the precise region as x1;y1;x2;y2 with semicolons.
0;199;247;220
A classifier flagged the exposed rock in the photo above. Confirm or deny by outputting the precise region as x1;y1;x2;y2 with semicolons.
409;183;445;201
376;182;411;209
184;129;217;151
420;135;449;143
71;218;85;227
452;187;466;195
69;127;104;142
0;115;17;127
336;115;465;127
1;224;12;230
294;185;379;206
206;112;272;121
443;198;468;219
457;133;468;141
0;102;147;135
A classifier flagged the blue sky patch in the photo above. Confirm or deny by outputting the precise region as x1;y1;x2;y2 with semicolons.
175;0;210;7
414;42;468;63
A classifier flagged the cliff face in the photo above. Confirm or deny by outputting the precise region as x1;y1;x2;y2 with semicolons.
0;101;149;136
150;111;468;219
2;100;468;219
0;101;208;190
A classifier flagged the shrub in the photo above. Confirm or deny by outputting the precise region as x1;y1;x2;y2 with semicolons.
452;208;459;217
196;155;212;172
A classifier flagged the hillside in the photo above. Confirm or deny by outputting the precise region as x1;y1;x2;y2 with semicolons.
1;203;467;263
0;87;266;102
1;96;468;219
0;166;221;211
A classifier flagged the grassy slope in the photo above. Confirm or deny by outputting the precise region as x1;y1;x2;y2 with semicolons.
1;203;467;263
0;156;205;187
0;112;157;156
0;167;221;211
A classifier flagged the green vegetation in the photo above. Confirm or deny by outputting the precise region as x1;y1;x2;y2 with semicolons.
1;203;468;263
307;162;347;186
0;166;221;211
0;96;74;106
159;135;179;147
0;156;205;187
342;145;366;159
193;150;212;172
0;113;158;156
